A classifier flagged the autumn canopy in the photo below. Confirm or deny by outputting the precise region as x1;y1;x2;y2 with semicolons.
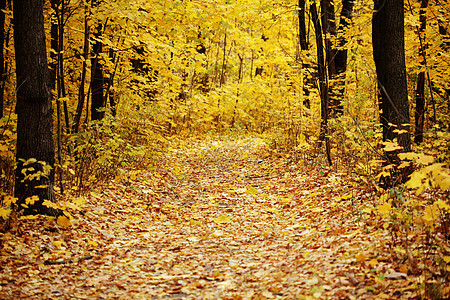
0;0;449;298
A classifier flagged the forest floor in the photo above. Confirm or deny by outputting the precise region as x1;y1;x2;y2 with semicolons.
0;135;439;299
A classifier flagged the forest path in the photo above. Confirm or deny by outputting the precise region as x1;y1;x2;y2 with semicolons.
1;136;411;299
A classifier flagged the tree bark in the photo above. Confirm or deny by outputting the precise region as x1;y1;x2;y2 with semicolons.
49;0;58;91
372;0;411;156
334;0;354;75
73;4;89;133
311;2;332;165
13;0;58;215
91;21;105;121
321;0;336;76
298;0;308;51
90;0;106;122
0;0;7;118
414;0;428;144
327;0;354;116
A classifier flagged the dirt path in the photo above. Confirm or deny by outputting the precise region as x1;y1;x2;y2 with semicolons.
1;136;415;299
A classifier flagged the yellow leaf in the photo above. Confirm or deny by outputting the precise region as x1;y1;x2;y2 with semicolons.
213;215;232;223
25;195;39;205
340;193;352;200
57;215;71;228
369;258;379;267
416;155;435;165
405;171;426;190
34;185;49;189
3;196;17;206
443;256;450;264
190;219;201;226
398;152;419;160
378;202;392;216
53;241;64;248
246;186;259;195
356;254;368;262
23;158;37;166
393;129;408;134
43;200;59;209
438;176;450;191
435;200;450;211
88;240;98;247
362;208;372;214
0;207;11;218
90;191;102;199
73;197;86;206
382;141;403;152
423;204;439;224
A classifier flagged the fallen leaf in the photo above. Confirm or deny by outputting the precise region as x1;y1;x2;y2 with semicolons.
57;215;71;228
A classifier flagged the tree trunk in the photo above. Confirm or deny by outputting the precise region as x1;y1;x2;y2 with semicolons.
321;0;336;76
91;16;105;121
372;0;411;156
311;2;332;165
73;4;89;133
298;0;308;51
49;0;58;91
334;0;354;75
332;0;354;115
13;0;58;215
414;0;428;144
0;0;7;118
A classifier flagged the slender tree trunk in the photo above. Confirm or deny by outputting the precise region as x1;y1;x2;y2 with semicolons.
334;0;354;74
90;0;106;122
14;0;58;215
321;0;336;76
0;0;7;118
298;0;308;51
105;48;118;117
414;0;428;144
298;0;312;108
438;15;450;124
311;2;332;165
57;0;70;133
220;33;227;86
49;0;58;91
372;0;411;156
73;4;89;133
332;0;354;115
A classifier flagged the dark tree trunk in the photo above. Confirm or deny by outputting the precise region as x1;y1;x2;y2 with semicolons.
334;0;354;75
415;72;425;143
106;48;118;117
13;0;58;215
0;0;7;118
91;17;105;121
372;0;411;156
438;16;450;120
73;4;89;133
298;0;308;51
330;0;354;116
414;0;428;144
311;2;332;165
298;0;312;108
49;0;59;91
321;0;336;76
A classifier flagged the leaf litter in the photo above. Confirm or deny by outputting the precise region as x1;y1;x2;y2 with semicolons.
0;136;441;299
